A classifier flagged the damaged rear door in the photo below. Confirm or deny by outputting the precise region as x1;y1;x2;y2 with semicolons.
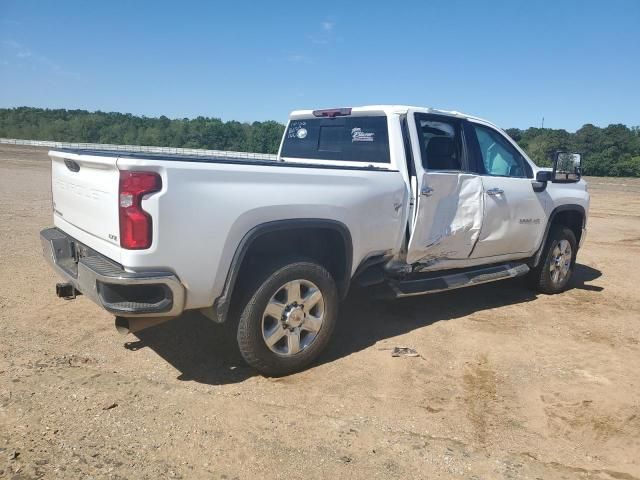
405;112;484;265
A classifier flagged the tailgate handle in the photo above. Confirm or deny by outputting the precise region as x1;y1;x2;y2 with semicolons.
64;159;80;172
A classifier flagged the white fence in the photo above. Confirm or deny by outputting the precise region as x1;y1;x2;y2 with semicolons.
0;138;279;161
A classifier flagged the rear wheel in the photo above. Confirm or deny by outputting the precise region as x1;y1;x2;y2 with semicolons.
235;258;338;376
529;226;577;294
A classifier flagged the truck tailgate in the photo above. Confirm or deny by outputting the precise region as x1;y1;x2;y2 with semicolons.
50;150;120;249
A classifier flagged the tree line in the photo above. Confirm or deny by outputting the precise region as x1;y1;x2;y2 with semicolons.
0;107;284;155
1;107;638;176
506;124;640;177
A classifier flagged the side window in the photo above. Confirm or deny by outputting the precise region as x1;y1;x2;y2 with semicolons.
414;114;463;171
471;124;528;177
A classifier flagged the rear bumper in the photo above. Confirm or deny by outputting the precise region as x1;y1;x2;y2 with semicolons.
40;228;185;318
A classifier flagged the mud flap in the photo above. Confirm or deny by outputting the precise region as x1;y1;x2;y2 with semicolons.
406;173;483;265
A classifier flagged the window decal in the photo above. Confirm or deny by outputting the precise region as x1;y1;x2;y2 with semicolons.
351;127;375;142
287;121;307;139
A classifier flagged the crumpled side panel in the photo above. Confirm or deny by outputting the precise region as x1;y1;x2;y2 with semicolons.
407;173;484;265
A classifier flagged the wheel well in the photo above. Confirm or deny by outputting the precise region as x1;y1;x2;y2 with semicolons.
551;209;584;246
234;226;351;300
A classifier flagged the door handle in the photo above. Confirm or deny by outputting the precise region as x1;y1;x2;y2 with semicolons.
486;188;504;196
420;186;434;197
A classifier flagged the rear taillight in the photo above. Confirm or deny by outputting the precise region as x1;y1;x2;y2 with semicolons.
119;171;162;249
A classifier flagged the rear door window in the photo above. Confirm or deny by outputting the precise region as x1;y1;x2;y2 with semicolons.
281;116;390;163
414;113;464;171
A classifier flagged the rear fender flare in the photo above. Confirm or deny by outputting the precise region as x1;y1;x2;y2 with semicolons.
206;219;353;323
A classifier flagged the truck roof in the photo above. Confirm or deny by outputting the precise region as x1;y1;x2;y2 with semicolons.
289;105;502;130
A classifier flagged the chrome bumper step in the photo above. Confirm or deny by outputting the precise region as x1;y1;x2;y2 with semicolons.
40;227;185;317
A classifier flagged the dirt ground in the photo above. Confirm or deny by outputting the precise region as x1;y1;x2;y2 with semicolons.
1;144;639;479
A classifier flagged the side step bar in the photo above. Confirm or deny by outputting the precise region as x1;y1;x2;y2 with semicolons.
390;263;530;298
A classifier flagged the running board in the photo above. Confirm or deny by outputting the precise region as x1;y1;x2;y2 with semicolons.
390;263;530;298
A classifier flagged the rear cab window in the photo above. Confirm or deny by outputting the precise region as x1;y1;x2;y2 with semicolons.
280;115;390;165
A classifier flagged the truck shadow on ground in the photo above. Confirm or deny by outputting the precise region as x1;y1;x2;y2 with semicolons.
125;263;602;385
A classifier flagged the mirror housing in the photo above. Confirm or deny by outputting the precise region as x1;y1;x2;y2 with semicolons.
536;170;553;182
553;152;582;183
532;169;553;192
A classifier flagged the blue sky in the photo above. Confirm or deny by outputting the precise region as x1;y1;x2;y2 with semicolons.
1;0;638;131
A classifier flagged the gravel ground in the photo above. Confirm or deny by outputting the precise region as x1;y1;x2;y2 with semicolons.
0;144;639;479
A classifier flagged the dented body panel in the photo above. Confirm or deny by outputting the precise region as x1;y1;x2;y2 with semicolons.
407;173;483;264
471;175;547;259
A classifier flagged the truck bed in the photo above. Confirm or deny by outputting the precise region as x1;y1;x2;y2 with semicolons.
49;147;408;311
56;147;393;171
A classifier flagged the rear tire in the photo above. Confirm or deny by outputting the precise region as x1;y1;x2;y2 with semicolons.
529;226;577;294
235;258;338;376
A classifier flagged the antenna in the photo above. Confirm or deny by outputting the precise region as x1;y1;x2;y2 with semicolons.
541;116;545;129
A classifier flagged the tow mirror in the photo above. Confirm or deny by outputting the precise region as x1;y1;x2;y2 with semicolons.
553;152;582;183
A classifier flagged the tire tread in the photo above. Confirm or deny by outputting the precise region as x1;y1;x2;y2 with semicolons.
529;225;577;294
235;258;338;376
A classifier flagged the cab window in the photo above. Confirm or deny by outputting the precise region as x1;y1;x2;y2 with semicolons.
414;114;464;171
280;116;390;163
470;123;529;178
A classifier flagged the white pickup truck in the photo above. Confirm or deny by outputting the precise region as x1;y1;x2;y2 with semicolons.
41;105;589;375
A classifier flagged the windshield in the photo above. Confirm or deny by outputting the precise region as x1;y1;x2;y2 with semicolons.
280;116;390;163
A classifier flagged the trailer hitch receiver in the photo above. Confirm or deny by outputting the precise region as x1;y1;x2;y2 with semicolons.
56;282;81;300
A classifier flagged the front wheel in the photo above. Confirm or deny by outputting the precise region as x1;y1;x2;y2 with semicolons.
529;226;577;294
236;259;338;376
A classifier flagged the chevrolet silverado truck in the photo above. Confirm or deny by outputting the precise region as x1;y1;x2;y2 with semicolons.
41;105;589;375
